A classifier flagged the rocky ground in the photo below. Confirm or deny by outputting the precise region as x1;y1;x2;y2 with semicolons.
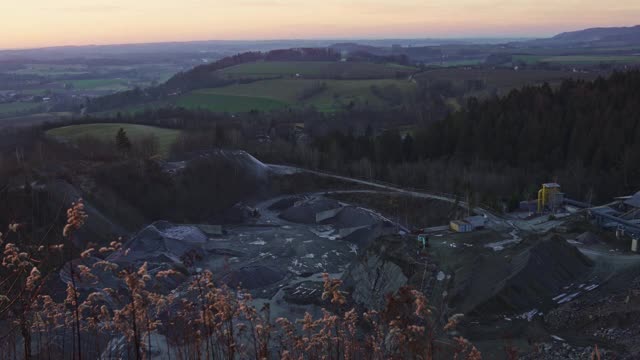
62;193;407;323
522;341;611;360
40;152;640;359
541;271;640;358
425;223;640;359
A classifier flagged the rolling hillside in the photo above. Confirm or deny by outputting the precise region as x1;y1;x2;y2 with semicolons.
218;61;415;79
90;59;418;114
551;25;640;44
86;47;419;114
178;78;415;112
86;29;640;117
521;25;640;48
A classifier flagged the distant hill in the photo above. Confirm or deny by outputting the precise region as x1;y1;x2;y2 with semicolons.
85;26;640;113
86;48;417;113
552;25;640;42
329;43;387;56
522;25;640;47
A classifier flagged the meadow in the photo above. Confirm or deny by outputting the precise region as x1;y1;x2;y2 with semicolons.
175;92;289;112
424;59;487;67
46;123;181;156
94;101;171;117
102;77;416;114
182;78;415;112
88;63;606;116
0;102;43;117
512;54;640;65
219;61;416;79
541;55;640;64
10;64;90;77
63;78;130;91
415;67;600;94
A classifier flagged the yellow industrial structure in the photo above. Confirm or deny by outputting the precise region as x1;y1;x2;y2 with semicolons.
537;183;563;213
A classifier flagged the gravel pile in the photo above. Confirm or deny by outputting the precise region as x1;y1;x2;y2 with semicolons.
221;265;285;289
279;197;342;224
114;221;208;264
522;342;612;360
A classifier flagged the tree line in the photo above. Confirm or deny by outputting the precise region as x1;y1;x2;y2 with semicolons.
298;71;640;204
33;70;640;208
195;70;640;207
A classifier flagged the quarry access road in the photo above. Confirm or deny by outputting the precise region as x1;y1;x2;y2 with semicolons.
267;164;507;226
268;164;640;262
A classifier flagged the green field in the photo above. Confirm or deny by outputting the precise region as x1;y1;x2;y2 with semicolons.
46;123;181;157
11;64;90;77
0;102;43;117
63;78;130;91
300;79;414;111
175;93;288;112
219;61;416;79
7;62;181;96
0;112;72;125
425;59;487;67
20;89;51;95
541;55;640;64
513;54;640;65
182;78;415;112
196;79;314;102
86;61;416;115
96;101;170;117
416;68;600;94
96;77;416;115
511;55;546;64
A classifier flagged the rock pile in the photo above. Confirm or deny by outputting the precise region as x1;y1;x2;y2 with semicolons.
522;342;611;360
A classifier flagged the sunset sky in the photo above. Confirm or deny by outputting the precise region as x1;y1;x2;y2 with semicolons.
2;0;640;49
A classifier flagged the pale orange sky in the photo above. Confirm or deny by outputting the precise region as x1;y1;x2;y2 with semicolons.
2;0;640;49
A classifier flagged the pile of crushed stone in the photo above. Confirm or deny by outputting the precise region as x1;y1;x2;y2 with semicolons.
276;196;396;247
575;232;602;245
450;235;594;315
109;221;207;264
279;197;342;224
221;265;285;289
522;342;612;360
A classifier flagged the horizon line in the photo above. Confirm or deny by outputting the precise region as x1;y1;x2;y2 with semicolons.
6;22;639;52
0;35;542;52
